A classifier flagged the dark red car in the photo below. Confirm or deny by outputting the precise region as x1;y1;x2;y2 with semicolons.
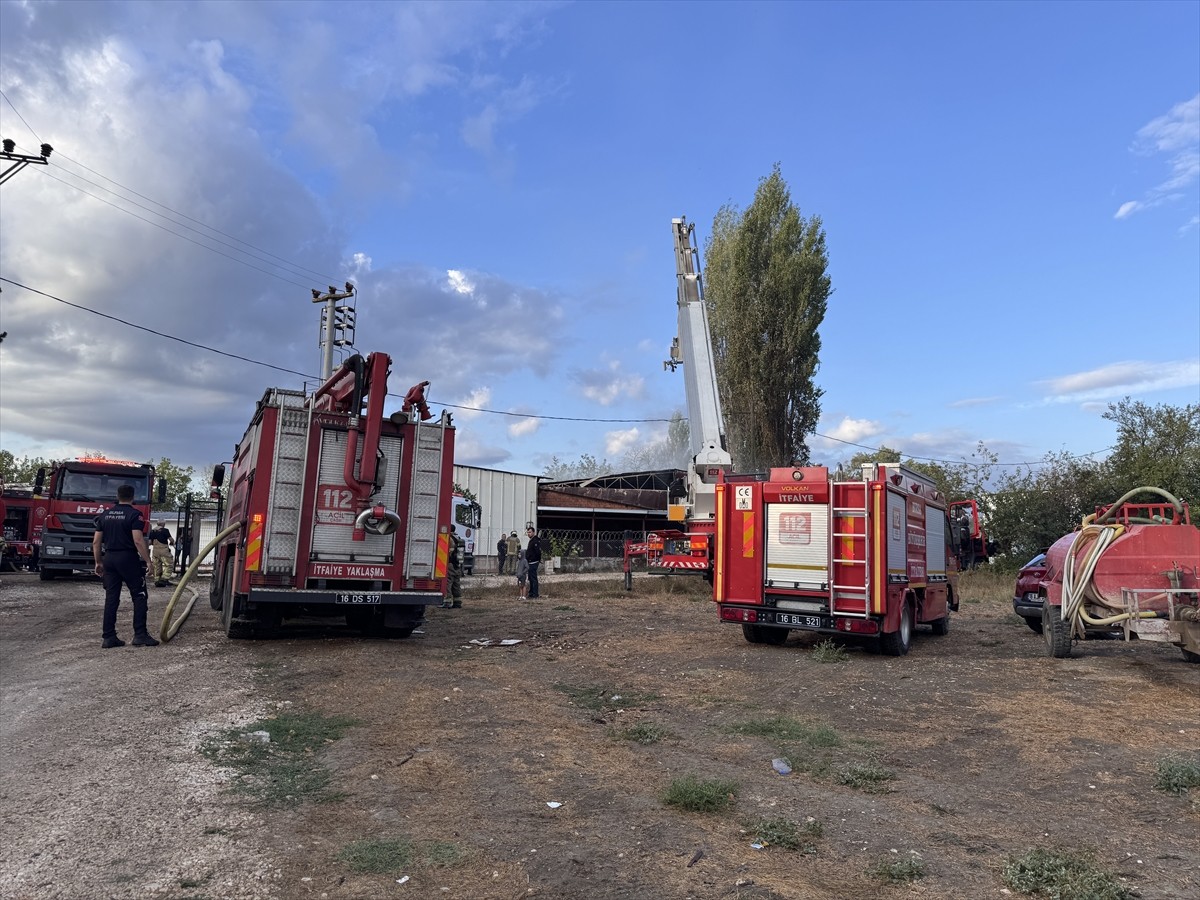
1012;551;1048;632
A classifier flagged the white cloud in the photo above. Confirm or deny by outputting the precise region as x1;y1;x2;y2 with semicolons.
461;75;553;155
1115;93;1200;221
454;387;491;421
0;2;570;473
508;416;541;438
1037;359;1200;403
451;431;512;468
948;396;1005;409
446;269;475;295
605;427;640;456
820;417;886;445
573;361;645;406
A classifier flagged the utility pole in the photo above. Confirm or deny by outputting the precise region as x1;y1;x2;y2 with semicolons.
0;138;52;186
311;282;356;379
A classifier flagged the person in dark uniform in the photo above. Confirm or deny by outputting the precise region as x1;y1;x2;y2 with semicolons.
92;484;158;648
524;526;542;599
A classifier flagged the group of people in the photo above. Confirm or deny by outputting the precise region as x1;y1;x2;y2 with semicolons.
441;525;542;608
497;528;541;600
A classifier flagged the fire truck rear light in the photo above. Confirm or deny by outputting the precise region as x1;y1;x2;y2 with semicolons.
838;618;878;634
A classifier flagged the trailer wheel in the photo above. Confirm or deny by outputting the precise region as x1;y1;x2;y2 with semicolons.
219;558;253;640
39;567;56;581
1042;602;1072;658
880;603;913;656
742;624;788;645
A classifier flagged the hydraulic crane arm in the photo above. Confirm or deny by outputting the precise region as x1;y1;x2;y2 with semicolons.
667;217;731;524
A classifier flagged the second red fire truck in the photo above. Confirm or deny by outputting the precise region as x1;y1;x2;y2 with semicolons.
713;462;960;654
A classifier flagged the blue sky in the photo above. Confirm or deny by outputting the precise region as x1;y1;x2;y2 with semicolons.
1;0;1197;483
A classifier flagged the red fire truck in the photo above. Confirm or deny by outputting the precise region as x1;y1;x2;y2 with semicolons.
208;351;456;638
712;463;961;655
1;484;46;571
35;459;164;579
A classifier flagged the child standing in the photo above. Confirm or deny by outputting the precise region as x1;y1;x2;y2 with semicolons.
515;549;528;600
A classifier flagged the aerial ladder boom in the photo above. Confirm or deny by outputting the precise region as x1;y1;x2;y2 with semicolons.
666;217;731;524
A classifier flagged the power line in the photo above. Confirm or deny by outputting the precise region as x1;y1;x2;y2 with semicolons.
0;278;1122;460
0;278;313;379
36;169;314;290
51;152;341;284
2;87;343;286
41;163;331;285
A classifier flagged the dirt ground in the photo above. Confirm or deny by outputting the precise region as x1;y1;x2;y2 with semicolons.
1;567;1197;900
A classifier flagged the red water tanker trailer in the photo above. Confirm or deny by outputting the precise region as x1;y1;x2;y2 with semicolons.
1039;487;1199;663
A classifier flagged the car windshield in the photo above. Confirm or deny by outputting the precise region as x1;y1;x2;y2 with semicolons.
1022;552;1047;569
57;470;150;503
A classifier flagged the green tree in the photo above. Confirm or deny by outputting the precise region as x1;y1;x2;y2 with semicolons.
705;164;831;470
621;411;691;471
0;450;54;486
149;457;196;510
1102;398;1200;503
542;453;612;481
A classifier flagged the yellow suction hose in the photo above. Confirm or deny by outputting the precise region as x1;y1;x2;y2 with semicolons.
159;521;243;643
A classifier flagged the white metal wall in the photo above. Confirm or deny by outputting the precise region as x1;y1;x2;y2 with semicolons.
453;465;541;554
886;490;907;580
925;505;947;578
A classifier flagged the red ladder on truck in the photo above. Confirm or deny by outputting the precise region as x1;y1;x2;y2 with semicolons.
831;481;870;617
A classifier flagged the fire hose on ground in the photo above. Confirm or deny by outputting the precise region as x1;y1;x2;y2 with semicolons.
1059;486;1186;636
159;521;243;643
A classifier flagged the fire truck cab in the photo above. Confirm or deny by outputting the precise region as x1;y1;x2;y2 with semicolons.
713;463;960;655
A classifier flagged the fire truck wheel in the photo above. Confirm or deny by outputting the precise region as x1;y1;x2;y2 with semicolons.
880;604;913;656
38;567;56;581
1042;602;1072;658
742;624;788;645
930;611;950;636
208;561;224;610
219;558;253;640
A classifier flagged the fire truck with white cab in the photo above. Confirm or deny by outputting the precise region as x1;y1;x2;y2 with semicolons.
208;351;456;638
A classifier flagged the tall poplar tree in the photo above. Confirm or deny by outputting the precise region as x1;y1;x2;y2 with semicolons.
704;165;830;470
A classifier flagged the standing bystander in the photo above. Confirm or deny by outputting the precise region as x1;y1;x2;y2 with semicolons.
524;526;542;599
92;484;158;648
496;534;508;575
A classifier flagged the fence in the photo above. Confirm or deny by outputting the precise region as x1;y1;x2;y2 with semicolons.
539;529;646;560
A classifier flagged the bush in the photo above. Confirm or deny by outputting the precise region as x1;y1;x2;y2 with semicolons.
1002;848;1134;900
662;775;738;813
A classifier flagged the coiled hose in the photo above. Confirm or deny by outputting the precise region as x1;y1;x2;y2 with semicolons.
1060;486;1186;636
159;521;243;643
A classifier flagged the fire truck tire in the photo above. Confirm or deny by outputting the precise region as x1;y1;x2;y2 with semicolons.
39;567;56;581
208;559;224;610
880;604;913;656
1042;602;1072;658
742;624;788;645
219;558;253;640
930;611;950;636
